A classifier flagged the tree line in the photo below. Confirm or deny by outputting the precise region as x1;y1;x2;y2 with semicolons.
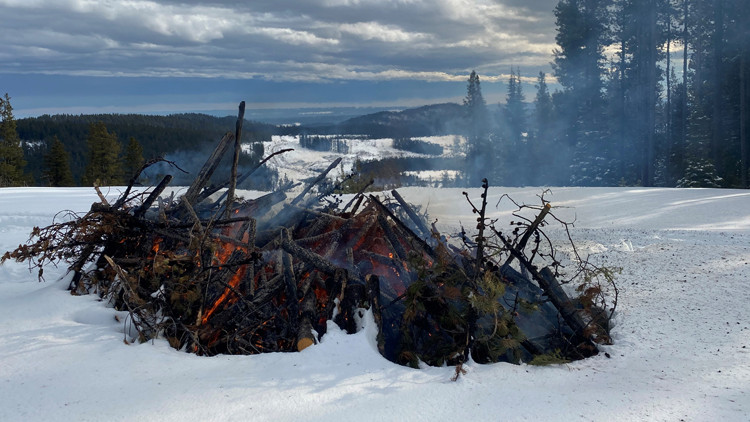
3;108;146;187
0;96;274;187
464;0;749;188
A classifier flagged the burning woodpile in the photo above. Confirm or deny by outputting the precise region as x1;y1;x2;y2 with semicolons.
3;102;616;370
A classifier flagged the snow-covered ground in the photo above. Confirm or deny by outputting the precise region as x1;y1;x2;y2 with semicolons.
1;185;749;421
255;135;463;183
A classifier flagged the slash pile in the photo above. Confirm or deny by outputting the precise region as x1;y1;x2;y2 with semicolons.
2;102;615;368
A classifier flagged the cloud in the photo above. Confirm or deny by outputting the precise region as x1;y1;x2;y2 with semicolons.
0;0;557;82
338;21;428;43
2;0;563;117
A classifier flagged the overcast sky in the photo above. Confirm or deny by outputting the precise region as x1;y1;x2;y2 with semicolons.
0;0;559;119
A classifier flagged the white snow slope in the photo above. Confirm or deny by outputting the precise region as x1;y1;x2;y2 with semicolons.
1;186;749;422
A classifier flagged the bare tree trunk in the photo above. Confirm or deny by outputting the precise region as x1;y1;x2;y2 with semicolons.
666;8;673;185
619;25;627;182
637;0;658;187
742;3;749;188
644;0;657;187
711;0;725;180
681;0;689;176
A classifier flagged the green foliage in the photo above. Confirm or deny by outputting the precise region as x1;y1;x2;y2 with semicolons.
122;137;145;182
676;159;723;187
398;252;468;367
0;93;28;186
528;349;571;366
470;270;525;364
575;265;621;344
15;113;276;186
397;244;528;366
82;122;123;186
43;136;75;187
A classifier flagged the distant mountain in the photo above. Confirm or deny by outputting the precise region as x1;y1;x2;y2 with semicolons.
333;103;467;138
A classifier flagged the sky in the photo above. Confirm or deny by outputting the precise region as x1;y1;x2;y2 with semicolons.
0;0;560;121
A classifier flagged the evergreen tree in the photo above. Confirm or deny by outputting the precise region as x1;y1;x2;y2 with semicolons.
43;136;75;187
82;122;122;186
676;157;723;187
0;93;27;187
740;0;749;187
613;0;668;186
667;76;689;183
502;67;528;185
463;70;491;186
531;72;557;185
123;136;145;182
504;67;527;147
553;0;614;186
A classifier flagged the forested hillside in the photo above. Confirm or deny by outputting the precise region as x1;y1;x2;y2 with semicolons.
16;113;275;185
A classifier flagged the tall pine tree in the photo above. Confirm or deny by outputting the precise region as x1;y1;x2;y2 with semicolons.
0;93;27;187
123;136;145;182
82;122;122;186
464;70;491;186
531;72;557;185
553;0;613;185
503;67;528;185
43;136;75;187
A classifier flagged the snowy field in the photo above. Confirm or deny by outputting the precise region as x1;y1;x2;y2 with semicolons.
1;185;750;421
255;135;463;183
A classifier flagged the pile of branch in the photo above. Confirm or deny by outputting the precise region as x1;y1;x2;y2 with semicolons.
2;102;616;368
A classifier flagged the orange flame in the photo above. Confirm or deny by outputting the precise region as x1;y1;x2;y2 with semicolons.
201;242;247;325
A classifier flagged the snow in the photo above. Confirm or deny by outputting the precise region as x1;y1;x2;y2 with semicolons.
255;135;464;184
2;184;750;422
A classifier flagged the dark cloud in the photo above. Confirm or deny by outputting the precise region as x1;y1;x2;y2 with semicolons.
0;0;557;81
0;1;561;116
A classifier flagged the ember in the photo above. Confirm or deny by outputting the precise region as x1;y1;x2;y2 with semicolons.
2;102;616;370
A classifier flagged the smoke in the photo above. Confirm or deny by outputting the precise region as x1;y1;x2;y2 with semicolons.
141;142;277;191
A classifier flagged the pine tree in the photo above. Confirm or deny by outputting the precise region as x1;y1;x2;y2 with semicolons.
502;67;528;185
676;158;723;187
552;0;613;186
504;67;527;151
740;0;749;187
463;70;491;186
82;122;122;186
43;136;75;187
531;72;557;185
123;136;145;182
0;93;27;187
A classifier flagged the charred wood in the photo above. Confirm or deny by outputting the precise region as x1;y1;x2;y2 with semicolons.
290;157;343;206
341;179;374;214
391;189;431;238
134;175;173;218
183;132;235;206
503;202;551;268
225;101;245;217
